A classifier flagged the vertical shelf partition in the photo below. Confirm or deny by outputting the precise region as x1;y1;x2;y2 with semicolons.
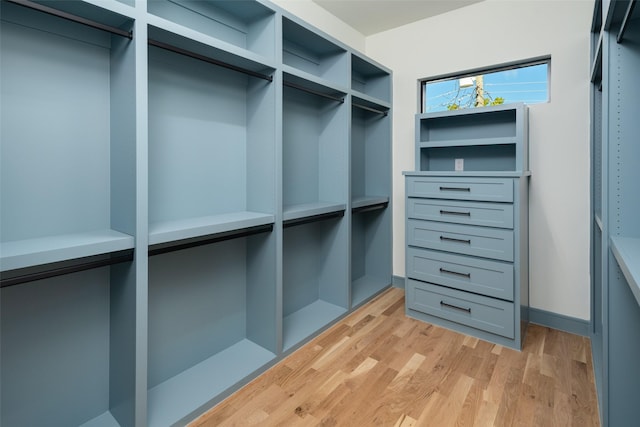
0;1;392;425
0;1;137;427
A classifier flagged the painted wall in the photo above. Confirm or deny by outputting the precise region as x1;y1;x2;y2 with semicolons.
270;0;366;52
273;0;593;320
366;0;593;320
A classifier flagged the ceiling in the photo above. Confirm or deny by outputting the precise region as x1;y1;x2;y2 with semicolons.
312;0;485;36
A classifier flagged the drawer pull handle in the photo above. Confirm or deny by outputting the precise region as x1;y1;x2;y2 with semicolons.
439;268;471;278
440;210;471;217
439;236;471;245
439;186;471;192
440;301;471;313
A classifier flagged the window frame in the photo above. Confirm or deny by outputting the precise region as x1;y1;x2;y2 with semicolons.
418;56;551;113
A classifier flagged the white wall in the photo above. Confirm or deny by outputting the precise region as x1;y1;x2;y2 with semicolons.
366;0;593;320
270;0;366;52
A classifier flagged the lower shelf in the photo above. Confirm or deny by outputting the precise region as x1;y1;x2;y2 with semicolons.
148;211;274;246
0;229;134;272
351;275;390;307
78;412;120;427
283;202;346;226
283;299;347;351
147;339;275;427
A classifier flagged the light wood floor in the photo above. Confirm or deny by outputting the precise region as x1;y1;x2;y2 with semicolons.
192;288;600;426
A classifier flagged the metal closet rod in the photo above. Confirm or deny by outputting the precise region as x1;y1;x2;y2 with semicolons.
149;39;273;82
0;251;134;288
283;80;345;103
8;0;132;39
352;102;388;116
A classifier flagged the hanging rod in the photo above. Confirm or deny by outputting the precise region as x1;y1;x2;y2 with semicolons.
148;224;273;257
283;210;345;228
149;39;273;82
0;250;134;288
352;201;388;214
617;0;637;43
283;81;345;103
353;102;388;116
7;0;132;39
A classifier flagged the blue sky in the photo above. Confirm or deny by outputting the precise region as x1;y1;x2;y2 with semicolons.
423;63;548;112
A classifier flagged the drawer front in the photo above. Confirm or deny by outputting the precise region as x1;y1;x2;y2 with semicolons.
407;247;514;301
407;198;514;229
407;219;514;262
407;279;514;338
406;177;513;202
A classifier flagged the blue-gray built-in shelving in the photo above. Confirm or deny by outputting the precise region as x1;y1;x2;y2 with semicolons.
590;1;640;426
0;1;392;426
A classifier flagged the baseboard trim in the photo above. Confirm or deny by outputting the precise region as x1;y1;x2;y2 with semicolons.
392;275;405;289
529;307;590;337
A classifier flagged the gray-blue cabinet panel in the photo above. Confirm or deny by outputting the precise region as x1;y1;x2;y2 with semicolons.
407;198;514;229
407;219;514;262
406;279;515;339
406;176;513;202
406;247;514;301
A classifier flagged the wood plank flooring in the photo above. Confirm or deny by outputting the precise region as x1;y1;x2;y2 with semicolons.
191;288;599;426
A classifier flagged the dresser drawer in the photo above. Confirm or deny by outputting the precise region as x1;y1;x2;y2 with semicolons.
407;219;514;262
406;177;513;202
407;247;514;300
407;279;514;339
407;198;513;229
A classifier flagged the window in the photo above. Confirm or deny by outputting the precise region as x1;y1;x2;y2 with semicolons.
420;59;550;113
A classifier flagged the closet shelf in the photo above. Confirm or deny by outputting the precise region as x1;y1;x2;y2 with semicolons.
147;339;275;427
610;236;640;308
351;196;389;213
351;92;391;111
7;0;132;38
351;275;391;307
0;229;134;273
282;300;346;351
147;20;277;74
283;67;348;100
148;38;273;82
77;412;120;427
283;202;346;227
148;211;274;247
418;137;516;148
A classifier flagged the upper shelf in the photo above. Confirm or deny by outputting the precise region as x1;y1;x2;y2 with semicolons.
5;0;135;34
610;236;640;309
351;53;391;104
147;0;276;60
282;16;348;87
